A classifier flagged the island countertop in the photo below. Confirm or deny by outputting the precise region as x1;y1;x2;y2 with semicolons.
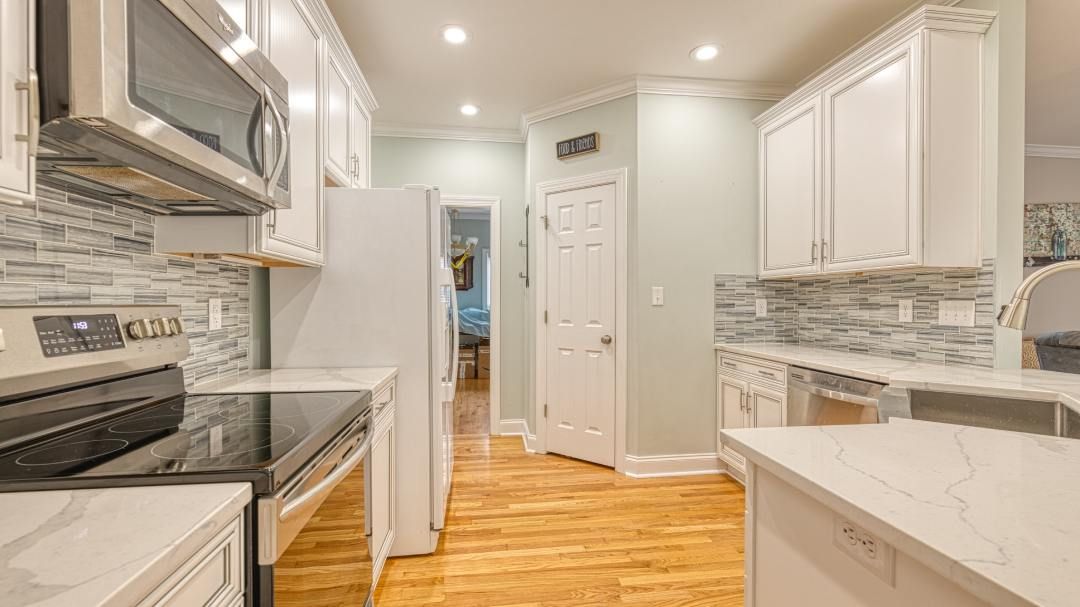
192;367;398;395
722;419;1080;607
0;483;251;607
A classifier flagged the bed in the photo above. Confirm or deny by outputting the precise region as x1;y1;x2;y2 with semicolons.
458;307;490;338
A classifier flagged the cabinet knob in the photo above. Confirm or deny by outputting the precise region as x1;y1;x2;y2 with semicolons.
600;335;612;345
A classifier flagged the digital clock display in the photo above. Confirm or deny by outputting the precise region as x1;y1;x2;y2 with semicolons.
33;314;125;358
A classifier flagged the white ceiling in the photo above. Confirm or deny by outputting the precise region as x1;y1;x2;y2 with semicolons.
327;0;921;135
1026;0;1080;147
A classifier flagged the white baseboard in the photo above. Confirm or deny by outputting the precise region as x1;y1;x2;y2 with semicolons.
623;452;726;478
498;418;527;436
523;433;538;453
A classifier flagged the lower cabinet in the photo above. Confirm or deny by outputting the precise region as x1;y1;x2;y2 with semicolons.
717;354;788;480
371;381;397;589
138;514;245;607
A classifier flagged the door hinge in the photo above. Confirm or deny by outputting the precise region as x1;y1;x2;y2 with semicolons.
541;214;549;230
543;310;548;324
543;404;548;418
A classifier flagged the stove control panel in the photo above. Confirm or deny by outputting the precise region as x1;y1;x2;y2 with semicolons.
34;314;126;358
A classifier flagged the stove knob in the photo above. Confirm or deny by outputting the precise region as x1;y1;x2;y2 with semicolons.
151;318;173;337
127;319;153;340
168;317;185;335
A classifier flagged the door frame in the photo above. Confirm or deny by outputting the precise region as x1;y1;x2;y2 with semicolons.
534;168;628;472
441;194;502;436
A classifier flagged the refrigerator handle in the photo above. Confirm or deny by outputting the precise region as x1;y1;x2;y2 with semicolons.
447;267;460;402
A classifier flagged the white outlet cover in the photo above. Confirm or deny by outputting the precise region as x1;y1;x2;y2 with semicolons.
208;298;223;331
833;516;895;586
898;299;913;323
938;300;976;327
755;298;768;318
651;286;664;306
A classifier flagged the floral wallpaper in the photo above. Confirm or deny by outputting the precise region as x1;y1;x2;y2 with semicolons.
1024;202;1080;257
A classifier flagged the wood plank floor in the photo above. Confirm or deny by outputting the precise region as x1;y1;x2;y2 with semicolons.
374;435;746;606
454;378;490;436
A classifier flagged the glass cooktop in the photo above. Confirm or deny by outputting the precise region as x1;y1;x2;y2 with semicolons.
0;391;370;493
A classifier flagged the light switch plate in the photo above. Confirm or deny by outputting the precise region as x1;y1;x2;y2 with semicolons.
898;299;913;323
651;286;664;306
938;300;975;327
755;298;768;318
208;298;223;331
0;328;5;352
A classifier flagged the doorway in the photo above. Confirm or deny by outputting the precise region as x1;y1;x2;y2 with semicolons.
534;169;628;470
443;195;501;436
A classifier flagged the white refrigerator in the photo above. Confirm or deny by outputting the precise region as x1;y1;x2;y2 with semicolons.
269;185;458;556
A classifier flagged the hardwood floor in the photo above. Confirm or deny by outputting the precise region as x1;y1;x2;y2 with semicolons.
454;378;490;435
374;435;746;606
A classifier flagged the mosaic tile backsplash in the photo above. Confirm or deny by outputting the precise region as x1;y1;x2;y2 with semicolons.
0;186;250;387
1024;202;1080;257
715;259;996;367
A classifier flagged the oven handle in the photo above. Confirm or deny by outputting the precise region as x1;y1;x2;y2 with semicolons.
788;378;880;408
280;435;368;519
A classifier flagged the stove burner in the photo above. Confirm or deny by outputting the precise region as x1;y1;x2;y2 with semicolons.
149;423;297;461
108;414;223;434
16;439;130;467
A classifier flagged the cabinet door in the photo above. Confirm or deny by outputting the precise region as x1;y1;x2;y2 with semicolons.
350;94;370;188
759;97;820;277
749;386;785;429
717;374;749;472
0;0;34;204
324;50;351;185
259;0;324;266
371;418;395;575
822;37;920;273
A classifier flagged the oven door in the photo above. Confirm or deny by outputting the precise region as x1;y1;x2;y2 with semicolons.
258;417;373;606
63;0;290;208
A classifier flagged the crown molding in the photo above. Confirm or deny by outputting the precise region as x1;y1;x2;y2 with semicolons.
520;75;794;136
1026;144;1080;160
372;121;524;143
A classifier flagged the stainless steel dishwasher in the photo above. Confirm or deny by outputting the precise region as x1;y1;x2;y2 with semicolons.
787;367;886;425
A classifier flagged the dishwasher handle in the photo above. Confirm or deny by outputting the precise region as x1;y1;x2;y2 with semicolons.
787;377;881;408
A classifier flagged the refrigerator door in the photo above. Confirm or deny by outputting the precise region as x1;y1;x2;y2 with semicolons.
431;202;457;531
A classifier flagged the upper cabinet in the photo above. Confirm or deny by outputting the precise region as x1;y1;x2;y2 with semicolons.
0;0;35;205
156;0;376;267
756;6;994;279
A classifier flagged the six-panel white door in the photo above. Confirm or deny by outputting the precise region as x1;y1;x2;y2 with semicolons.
0;0;34;204
759;97;821;277
822;36;920;272
544;183;617;467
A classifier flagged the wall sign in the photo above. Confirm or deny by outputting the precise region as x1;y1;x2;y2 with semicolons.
556;132;599;160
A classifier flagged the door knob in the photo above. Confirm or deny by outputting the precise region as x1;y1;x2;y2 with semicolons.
601;335;612;345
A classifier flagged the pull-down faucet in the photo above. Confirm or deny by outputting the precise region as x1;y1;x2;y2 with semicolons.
997;260;1080;330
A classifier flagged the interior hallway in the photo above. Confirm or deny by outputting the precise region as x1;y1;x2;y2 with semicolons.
454;378;490;435
374;434;746;606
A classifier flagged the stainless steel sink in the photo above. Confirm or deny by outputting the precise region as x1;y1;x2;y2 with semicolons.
901;390;1080;439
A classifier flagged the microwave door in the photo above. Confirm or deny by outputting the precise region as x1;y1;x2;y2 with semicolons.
64;0;278;205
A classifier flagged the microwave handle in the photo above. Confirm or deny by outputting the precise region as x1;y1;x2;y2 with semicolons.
265;87;289;194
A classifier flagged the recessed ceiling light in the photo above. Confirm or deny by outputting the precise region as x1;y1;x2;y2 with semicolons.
460;104;479;116
690;44;720;62
441;25;468;45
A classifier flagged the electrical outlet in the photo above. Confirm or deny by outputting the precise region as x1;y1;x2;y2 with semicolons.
898;299;913;323
938;300;976;327
208;298;223;331
834;517;895;585
755;298;768;318
651;286;664;306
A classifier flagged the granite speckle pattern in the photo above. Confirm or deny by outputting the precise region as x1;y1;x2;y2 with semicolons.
1025;202;1080;257
722;419;1080;607
0;185;251;387
715;259;996;367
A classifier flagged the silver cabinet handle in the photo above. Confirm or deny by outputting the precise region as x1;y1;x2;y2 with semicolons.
757;369;776;378
822;240;829;261
722;361;738;369
811;241;818;263
601;335;612;345
740;393;747;412
15;68;39;154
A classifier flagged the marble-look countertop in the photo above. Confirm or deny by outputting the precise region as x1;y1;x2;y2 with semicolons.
0;483;250;607
192;367;398;395
722;419;1080;607
715;343;1080;413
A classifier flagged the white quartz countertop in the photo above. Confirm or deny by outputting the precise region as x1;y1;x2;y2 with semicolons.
192;367;398;395
715;343;1080;412
721;419;1080;607
0;483;250;607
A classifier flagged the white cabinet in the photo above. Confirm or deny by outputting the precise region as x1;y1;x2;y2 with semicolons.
0;0;35;205
371;381;397;589
350;93;370;187
755;6;993;278
717;353;788;480
137;514;245;606
324;50;352;185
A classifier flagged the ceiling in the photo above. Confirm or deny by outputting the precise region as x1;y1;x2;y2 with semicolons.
327;0;922;136
1026;0;1080;147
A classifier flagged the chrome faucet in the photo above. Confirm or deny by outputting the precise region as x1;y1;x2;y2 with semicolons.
998;260;1080;330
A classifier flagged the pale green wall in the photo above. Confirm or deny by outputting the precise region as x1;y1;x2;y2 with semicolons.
524;95;638;435
634;94;772;455
371;137;527;420
958;0;1026;368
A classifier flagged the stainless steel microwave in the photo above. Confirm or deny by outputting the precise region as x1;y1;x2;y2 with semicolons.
35;0;290;215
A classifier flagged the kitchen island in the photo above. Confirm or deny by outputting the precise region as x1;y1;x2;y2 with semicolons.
722;419;1079;607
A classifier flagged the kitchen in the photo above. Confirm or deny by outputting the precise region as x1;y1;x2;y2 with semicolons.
0;0;1076;606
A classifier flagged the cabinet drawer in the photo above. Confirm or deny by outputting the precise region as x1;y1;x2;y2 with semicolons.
138;514;245;607
718;355;786;385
